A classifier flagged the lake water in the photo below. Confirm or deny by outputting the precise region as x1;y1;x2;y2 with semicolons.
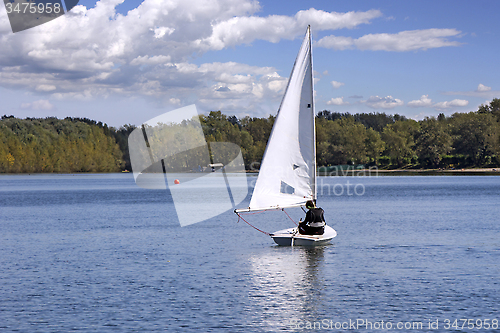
1;174;499;332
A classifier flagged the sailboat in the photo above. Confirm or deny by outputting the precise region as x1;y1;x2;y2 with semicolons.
235;26;337;246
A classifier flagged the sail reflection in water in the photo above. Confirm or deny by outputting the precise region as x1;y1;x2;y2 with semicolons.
248;247;327;330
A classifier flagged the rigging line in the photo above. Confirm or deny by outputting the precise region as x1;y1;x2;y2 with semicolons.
282;208;298;226
236;212;271;236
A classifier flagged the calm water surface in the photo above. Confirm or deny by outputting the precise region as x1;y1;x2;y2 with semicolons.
0;174;499;332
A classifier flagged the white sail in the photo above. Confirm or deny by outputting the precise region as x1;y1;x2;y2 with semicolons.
241;26;316;212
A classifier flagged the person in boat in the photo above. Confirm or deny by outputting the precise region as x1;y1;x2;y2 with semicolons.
298;200;326;235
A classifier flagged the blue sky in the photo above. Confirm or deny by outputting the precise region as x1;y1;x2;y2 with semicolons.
0;0;499;127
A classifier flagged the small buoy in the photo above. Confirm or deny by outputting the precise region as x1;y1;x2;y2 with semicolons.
174;179;180;184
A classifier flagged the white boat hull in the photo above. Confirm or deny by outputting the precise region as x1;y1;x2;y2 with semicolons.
271;225;337;246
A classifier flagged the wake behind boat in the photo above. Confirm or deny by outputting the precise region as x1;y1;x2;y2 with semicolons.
235;26;337;246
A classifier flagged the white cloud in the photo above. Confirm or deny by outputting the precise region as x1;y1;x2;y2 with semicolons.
408;95;469;110
194;8;382;51
0;1;384;118
326;97;349;105
0;1;469;119
152;27;175;39
408;95;432;108
365;96;403;109
477;84;491;92
443;84;500;99
317;28;462;52
215;73;253;84
331;80;345;89
36;84;57;92
20;99;54;110
169;98;181;105
409;112;429;121
433;99;469;109
356;28;462;51
130;55;171;66
316;35;354;50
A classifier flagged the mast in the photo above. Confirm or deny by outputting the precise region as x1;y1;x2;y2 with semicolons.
308;25;317;202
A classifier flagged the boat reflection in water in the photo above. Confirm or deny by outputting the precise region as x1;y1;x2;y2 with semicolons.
247;246;327;330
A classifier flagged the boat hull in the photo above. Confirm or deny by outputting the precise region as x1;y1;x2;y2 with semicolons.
271;225;337;246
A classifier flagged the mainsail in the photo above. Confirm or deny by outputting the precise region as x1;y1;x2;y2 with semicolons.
238;26;316;212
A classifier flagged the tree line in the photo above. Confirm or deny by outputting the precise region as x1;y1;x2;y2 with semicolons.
0;116;131;173
1;98;499;173
200;98;500;170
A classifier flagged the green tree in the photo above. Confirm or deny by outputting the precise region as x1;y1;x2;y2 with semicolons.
415;117;452;167
381;120;419;167
450;112;499;166
317;118;368;165
365;128;385;165
478;98;500;122
315;117;336;166
240;115;275;169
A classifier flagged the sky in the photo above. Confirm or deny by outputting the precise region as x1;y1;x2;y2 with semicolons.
0;0;499;127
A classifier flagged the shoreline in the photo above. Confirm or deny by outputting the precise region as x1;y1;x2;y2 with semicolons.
1;168;500;176
318;167;500;176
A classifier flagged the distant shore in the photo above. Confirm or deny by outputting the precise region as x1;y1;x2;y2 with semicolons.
317;167;500;176
1;168;499;176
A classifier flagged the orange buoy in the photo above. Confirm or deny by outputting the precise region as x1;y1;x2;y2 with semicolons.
174;179;180;184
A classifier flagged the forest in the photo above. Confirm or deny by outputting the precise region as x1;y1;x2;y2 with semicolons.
1;98;499;173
